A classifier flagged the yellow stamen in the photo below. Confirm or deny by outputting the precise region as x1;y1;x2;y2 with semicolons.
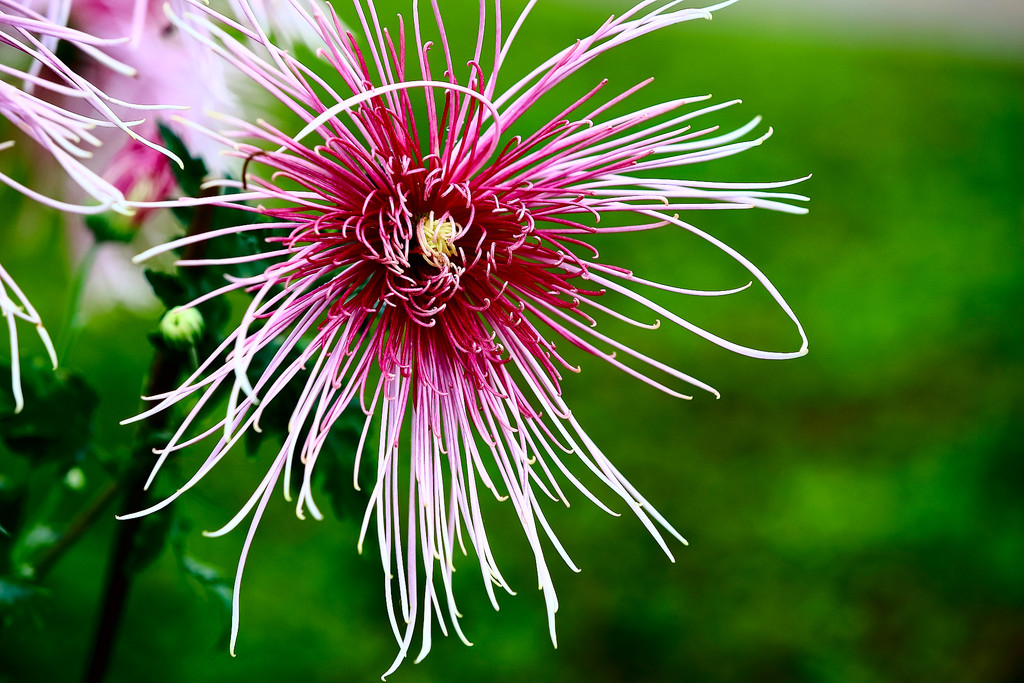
416;211;459;268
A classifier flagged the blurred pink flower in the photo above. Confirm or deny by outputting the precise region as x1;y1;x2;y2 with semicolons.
64;0;236;204
66;0;322;205
52;0;229;315
62;0;315;313
0;0;174;211
0;0;175;409
124;0;808;673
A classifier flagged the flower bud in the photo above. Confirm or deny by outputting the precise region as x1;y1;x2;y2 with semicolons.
64;467;86;491
159;306;204;348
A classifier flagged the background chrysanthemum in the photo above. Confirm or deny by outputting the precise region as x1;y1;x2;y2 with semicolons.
0;0;175;212
0;0;314;406
57;0;238;314
0;0;177;411
124;0;807;674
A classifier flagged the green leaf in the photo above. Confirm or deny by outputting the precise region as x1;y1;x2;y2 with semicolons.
125;505;175;576
318;437;370;521
159;123;208;198
0;361;98;464
180;209;277;297
169;519;232;645
309;406;370;521
144;269;189;309
0;576;43;626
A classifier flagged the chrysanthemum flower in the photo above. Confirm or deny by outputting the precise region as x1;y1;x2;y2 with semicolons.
66;0;238;190
52;0;238;317
0;0;177;211
0;0;181;410
124;0;808;674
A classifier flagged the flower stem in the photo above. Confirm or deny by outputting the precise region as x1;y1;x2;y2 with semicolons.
27;480;119;581
59;240;100;364
80;340;185;683
80;191;218;683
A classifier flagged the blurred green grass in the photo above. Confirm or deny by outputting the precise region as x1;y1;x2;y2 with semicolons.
1;2;1023;682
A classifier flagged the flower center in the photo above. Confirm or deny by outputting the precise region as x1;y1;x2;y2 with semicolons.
416;211;459;269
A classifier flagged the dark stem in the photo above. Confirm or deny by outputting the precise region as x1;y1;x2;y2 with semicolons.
30;480;119;581
80;347;183;683
81;191;218;683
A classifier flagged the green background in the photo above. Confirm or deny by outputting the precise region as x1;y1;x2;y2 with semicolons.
1;1;1022;681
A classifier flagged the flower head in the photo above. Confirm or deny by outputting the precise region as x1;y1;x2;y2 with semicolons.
125;0;808;674
52;0;240;318
0;0;179;212
0;0;181;410
42;0;234;235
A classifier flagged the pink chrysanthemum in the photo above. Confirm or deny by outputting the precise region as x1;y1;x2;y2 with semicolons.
0;0;179;210
66;0;238;190
1;0;182;410
56;0;240;316
125;0;808;673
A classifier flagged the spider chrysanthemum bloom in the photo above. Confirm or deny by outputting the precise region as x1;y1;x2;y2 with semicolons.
0;0;180;211
1;0;183;411
126;0;808;673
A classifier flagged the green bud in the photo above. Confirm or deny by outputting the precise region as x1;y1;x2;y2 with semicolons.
159;306;205;348
85;211;138;244
64;467;86;491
